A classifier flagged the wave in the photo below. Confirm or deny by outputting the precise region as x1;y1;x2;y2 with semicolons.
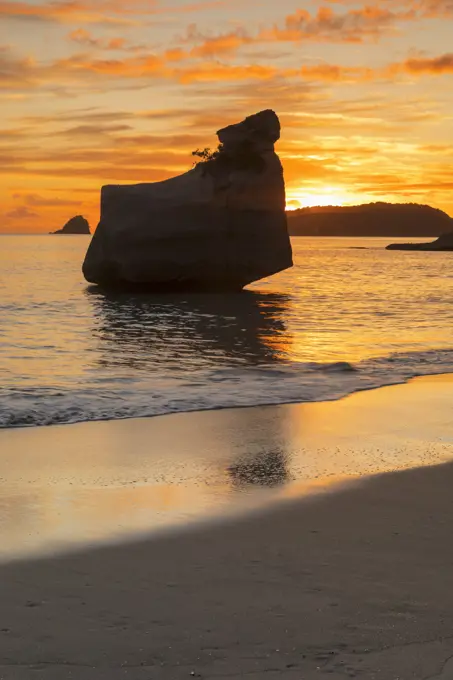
1;349;453;429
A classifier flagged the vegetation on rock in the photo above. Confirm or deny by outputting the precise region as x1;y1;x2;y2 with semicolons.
191;141;265;176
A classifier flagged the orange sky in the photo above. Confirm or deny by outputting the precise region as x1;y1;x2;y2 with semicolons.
1;0;453;233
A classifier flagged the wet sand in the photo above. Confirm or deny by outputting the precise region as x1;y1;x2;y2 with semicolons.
1;374;453;562
1;376;453;678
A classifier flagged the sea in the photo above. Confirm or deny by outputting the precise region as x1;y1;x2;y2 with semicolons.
1;234;453;430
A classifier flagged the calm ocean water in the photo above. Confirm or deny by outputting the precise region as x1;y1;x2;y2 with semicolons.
1;234;453;429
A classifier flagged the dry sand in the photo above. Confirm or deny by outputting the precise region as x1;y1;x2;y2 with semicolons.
1;379;453;679
1;474;453;678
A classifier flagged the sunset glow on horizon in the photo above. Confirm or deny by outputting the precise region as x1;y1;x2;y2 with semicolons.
286;187;352;210
1;0;453;233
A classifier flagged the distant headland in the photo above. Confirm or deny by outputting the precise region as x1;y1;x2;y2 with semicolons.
51;215;90;235
287;202;453;237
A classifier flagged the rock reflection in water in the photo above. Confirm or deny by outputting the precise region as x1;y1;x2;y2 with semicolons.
87;289;292;371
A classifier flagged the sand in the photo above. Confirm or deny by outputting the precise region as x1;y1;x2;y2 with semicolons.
2;374;453;562
1;377;453;678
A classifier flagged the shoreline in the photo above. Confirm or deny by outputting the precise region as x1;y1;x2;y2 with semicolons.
1;373;453;564
3;367;453;433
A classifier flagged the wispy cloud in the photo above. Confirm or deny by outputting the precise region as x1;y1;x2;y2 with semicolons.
264;5;414;44
3;46;453;96
401;53;453;73
12;192;83;207
322;0;453;18
0;0;146;26
5;206;39;219
178;4;415;59
0;0;231;25
68;28;145;51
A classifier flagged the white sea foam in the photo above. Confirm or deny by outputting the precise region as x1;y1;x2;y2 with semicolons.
2;350;453;428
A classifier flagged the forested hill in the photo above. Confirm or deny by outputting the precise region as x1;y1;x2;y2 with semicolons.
287;202;453;237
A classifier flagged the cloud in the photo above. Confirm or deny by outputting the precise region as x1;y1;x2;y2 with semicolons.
419;144;453;154
54;123;133;136
0;1;145;26
179;4;416;60
175;62;280;83
12;193;83;207
0;50;39;91
0;125;209;188
19;107;190;127
8;165;177;182
322;0;453;18
0;150;25;166
266;5;411;44
397;0;453;17
181;24;252;58
0;127;29;140
0;46;283;91
299;63;374;81
419;0;453;16
5;206;39;219
69;28;100;46
68;28;145;52
2;37;453;102
21;108;136;124
401;53;453;74
0;0;231;25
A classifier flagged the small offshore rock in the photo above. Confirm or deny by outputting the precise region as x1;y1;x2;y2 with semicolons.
52;215;90;234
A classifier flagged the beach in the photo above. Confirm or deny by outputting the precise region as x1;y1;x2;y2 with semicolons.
1;376;453;678
4;0;453;675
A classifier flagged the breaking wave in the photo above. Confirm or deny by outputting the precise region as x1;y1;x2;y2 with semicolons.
2;349;453;429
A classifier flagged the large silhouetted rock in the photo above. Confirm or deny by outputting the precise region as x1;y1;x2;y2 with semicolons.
387;231;453;251
82;110;293;291
52;215;90;234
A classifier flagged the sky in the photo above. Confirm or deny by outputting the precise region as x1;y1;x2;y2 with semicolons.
1;0;453;233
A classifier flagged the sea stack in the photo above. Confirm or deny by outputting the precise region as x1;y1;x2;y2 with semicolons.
52;215;90;234
82;110;293;291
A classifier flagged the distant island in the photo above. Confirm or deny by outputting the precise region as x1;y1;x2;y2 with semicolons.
287;202;453;237
51;215;90;234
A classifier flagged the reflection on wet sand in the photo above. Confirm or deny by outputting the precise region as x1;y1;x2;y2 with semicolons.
1;377;453;561
87;289;293;370
225;408;291;488
0;404;294;561
228;449;289;488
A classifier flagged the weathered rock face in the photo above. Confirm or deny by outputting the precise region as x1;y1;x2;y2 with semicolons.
387;231;453;251
82;110;293;291
52;215;90;234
